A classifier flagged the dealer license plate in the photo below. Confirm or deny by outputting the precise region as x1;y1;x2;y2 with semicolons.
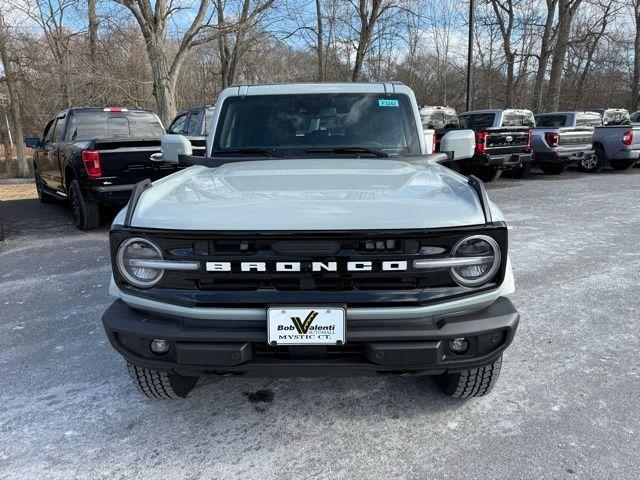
267;306;346;346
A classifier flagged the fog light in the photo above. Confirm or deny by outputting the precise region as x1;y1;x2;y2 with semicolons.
449;337;469;354
150;339;170;354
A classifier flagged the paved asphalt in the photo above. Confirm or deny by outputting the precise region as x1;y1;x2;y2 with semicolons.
0;168;639;479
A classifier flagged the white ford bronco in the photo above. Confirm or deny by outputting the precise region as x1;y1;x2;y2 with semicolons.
102;82;519;400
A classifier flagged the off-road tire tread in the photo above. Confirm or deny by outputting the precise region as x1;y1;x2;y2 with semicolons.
70;179;99;230
436;356;502;399
127;363;182;399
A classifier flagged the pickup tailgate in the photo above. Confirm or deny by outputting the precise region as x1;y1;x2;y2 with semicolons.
94;139;179;184
557;127;594;148
485;127;530;155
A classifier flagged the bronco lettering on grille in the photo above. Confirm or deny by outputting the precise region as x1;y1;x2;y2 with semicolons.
204;260;409;273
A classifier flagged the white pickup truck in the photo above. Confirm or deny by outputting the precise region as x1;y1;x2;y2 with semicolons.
102;82;519;401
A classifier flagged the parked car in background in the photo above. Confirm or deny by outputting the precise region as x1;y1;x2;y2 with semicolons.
589;122;640;172
25;107;178;230
630;111;640;124
531;111;599;174
419;105;459;152
167;105;215;156
457;109;534;181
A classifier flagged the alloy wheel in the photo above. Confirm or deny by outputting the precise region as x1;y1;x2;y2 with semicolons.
581;156;597;170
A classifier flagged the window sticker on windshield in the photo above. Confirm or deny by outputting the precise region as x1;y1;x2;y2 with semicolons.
378;99;399;107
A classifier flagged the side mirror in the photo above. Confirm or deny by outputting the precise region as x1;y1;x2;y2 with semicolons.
25;137;40;149
440;129;475;160
152;134;192;163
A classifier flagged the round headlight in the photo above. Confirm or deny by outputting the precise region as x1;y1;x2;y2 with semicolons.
450;235;501;287
116;238;164;288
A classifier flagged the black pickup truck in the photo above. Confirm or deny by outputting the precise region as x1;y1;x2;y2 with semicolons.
167;105;215;156
458;109;534;181
25;107;179;230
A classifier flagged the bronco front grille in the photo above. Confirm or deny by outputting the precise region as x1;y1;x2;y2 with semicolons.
110;226;508;307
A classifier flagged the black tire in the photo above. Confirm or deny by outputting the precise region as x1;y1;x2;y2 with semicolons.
35;171;55;204
127;363;199;399
505;162;532;179
435;356;502;399
540;163;567;175
610;159;635;170
69;179;100;230
471;167;502;183
578;147;605;173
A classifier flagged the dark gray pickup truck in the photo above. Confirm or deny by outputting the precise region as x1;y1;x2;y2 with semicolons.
531;111;599;174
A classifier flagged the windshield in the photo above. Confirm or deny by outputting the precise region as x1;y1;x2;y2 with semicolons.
535;115;567;127
420;110;458;129
576;115;602;127
212;93;421;156
501;111;535;127
67;111;165;140
459;113;495;131
603;110;630;126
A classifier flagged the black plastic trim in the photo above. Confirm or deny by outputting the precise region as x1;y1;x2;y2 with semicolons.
123;178;152;227
102;296;519;376
467;175;492;224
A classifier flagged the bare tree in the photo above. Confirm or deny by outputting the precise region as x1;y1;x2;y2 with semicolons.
546;0;583;110
532;0;558;111
0;12;28;177
489;0;517;107
632;0;640;110
216;0;273;89
116;0;237;123
88;0;98;67
569;0;618;108
348;0;403;81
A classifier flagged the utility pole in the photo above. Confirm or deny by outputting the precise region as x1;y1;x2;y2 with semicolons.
465;0;475;111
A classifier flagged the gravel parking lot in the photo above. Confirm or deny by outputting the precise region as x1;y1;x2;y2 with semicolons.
1;169;639;479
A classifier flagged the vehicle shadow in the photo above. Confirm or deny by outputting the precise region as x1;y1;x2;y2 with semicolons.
0;196;113;242
168;374;470;421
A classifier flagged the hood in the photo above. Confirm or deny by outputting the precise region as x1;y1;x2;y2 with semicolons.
123;159;491;231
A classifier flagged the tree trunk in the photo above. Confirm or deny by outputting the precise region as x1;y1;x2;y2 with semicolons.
351;0;384;82
0;17;28;177
88;0;98;66
316;0;324;81
216;0;231;88
532;0;557;111
632;1;640;111
505;52;514;108
546;0;581;111
147;40;177;124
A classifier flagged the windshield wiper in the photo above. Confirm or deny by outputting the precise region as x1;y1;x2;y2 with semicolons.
213;148;280;158
304;147;391;158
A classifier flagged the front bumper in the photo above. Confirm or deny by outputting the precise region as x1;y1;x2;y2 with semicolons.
102;296;519;377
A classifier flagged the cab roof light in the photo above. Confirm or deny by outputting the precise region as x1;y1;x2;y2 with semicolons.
103;107;128;112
